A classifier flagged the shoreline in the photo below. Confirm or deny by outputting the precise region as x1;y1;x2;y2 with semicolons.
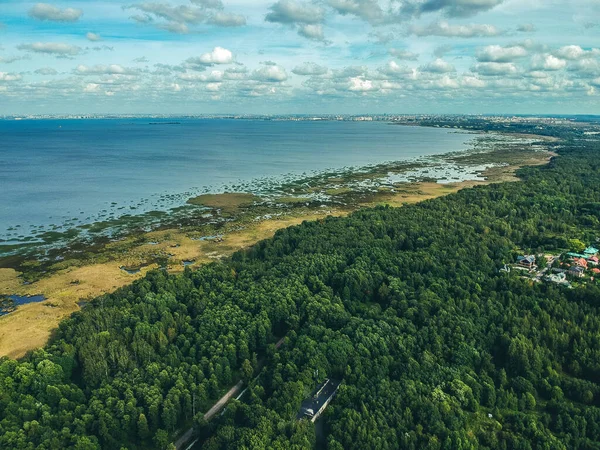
0;131;557;358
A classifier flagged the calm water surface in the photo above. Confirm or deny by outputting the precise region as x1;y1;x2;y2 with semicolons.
0;119;475;241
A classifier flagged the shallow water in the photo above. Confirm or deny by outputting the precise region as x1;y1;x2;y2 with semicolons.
0;119;476;242
0;294;46;316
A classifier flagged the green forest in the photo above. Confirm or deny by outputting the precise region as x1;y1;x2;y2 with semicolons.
2;124;600;449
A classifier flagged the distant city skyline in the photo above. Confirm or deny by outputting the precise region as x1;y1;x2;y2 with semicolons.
1;0;599;115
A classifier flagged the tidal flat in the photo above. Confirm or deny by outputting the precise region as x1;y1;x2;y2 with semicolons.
0;131;557;358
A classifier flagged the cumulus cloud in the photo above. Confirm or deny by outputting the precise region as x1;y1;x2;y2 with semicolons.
326;0;396;25
29;3;83;22
531;54;566;71
76;65;136;75
292;62;328;76
348;76;374;91
0;72;22;82
34;67;58;75
199;47;233;65
265;0;327;40
298;24;325;41
421;58;455;73
554;45;600;61
86;32;102;42
183;47;234;71
409;21;502;38
378;60;413;78
473;62;518;75
461;75;486;88
403;0;505;18
476;45;527;62
389;48;419;60
127;3;204;24
568;58;600;77
126;1;245;33
17;42;81;57
179;70;224;82
252;65;288;82
266;0;324;24
209;12;246;27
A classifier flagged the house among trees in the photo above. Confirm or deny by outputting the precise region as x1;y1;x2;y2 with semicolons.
517;255;536;269
546;272;567;284
568;266;585;278
573;258;588;268
584;246;599;256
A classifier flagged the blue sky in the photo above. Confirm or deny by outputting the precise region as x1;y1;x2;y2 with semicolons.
0;0;599;114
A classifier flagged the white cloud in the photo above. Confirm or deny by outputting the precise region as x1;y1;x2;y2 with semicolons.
17;42;82;57
473;62;518;75
266;0;326;40
378;61;414;78
265;0;324;24
76;65;135;75
29;3;83;22
0;55;29;64
410;21;503;38
421;58;455;73
0;72;22;82
199;47;233;65
86;32;102;42
433;75;459;89
209;12;246;27
568;58;600;76
252;65;288;82
206;82;221;91
554;45;600;61
531;54;566;71
158;22;190;34
179;70;224;82
389;48;419;61
84;83;100;92
476;45;527;62
327;0;394;25
461;76;486;88
292;62;328;76
126;1;245;33
298;24;325;41
348;76;374;91
404;0;505;18
127;3;205;24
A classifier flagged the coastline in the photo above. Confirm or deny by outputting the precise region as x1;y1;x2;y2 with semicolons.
0;130;557;358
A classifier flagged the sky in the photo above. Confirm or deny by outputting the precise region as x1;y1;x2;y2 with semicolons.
0;0;599;115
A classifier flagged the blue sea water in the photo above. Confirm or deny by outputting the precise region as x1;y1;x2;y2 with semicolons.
0;119;475;243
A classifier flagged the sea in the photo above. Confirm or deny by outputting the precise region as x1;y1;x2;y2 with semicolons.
0;118;476;244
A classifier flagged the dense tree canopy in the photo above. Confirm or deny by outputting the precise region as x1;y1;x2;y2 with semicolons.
1;125;600;449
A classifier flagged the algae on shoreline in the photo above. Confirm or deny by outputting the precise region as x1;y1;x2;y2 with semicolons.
187;192;262;210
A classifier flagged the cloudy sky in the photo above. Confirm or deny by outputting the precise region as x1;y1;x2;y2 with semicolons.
1;0;599;114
